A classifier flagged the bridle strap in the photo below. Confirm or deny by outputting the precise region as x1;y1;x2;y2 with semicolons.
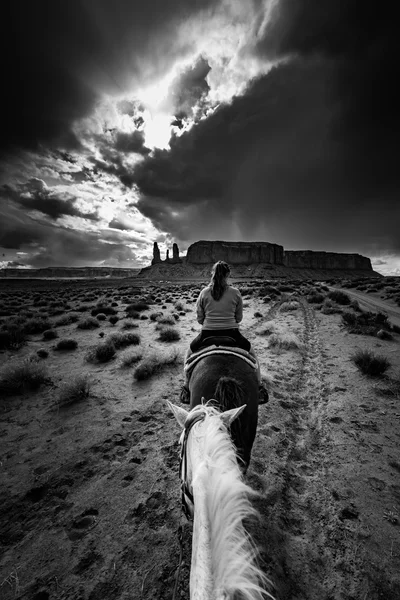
179;410;205;520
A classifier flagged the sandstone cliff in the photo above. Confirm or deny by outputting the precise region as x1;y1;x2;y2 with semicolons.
0;267;140;279
186;241;284;265
283;251;372;271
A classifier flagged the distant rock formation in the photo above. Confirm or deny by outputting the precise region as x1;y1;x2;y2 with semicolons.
284;251;372;271
186;241;284;265
0;267;140;279
152;242;162;265
152;242;182;264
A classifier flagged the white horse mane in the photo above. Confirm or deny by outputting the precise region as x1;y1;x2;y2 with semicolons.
189;404;274;600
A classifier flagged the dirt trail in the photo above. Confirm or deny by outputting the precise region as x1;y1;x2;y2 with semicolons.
330;287;400;327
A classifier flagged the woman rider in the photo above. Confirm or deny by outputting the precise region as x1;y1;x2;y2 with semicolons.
181;261;268;402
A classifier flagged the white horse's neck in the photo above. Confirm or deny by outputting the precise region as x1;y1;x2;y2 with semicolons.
189;434;213;599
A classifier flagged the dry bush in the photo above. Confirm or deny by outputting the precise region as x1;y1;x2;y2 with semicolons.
109;315;119;325
134;349;181;381
54;313;80;327
0;324;26;349
279;300;299;312
77;316;100;329
58;374;91;405
43;329;58;340
268;331;303;351
108;332;140;348
54;339;78;351
307;292;325;304
96;313;107;321
120;348;143;368
0;357;49;395
328;290;351;305
256;321;276;336
321;299;343;314
351;349;390;377
86;339;116;363
126;301;149;313
158;327;180;342
24;316;53;333
121;320;139;330
342;311;391;336
254;312;263;318
91;305;117;317
156;315;175;327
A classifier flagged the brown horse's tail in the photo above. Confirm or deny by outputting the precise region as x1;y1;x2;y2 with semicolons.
214;376;245;463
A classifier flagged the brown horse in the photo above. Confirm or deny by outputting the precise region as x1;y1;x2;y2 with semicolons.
187;354;259;471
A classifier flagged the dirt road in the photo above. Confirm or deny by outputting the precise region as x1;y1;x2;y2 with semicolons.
330;287;400;327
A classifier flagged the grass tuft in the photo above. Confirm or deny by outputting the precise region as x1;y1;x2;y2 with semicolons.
0;357;49;395
158;327;180;342
134;349;181;381
108;332;141;348
58;374;91;405
77;316;100;330
120;348;144;368
86;339;116;363
54;339;78;351
351;349;390;376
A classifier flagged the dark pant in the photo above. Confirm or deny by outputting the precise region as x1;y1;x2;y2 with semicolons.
190;328;251;353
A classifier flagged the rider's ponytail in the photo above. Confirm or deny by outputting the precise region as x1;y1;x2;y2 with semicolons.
209;261;230;301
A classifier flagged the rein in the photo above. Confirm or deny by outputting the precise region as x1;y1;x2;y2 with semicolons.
179;409;205;520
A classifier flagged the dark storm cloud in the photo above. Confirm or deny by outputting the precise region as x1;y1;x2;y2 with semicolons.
0;0;215;157
1;179;99;221
114;131;150;155
0;206;139;267
129;52;400;255
170;56;211;119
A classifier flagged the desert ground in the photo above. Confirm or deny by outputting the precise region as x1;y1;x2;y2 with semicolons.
1;275;400;600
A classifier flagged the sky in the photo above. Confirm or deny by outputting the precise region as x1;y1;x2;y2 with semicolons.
0;0;399;275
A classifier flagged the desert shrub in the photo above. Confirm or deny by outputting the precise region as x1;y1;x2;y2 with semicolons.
111;301;119;307
175;301;185;311
24;317;53;334
0;324;26;349
351;350;390;376
43;329;58;340
126;302;149;313
108;332;140;348
156;316;175;327
158;327;180;342
109;315;119;325
134;349;181;381
279;301;299;312
150;311;163;321
96;313;107;321
307;293;325;304
77;316;100;329
54;339;78;351
268;332;302;351
58;374;91;405
87;339;116;363
91;305;117;317
328;290;351;305
254;312;263;318
121;320;139;329
140;314;149;320
126;310;140;319
321;299;343;314
120;348;144;368
256;321;276;336
54;313;80;327
342;311;391;336
37;348;49;358
376;329;393;340
0;357;49;395
77;305;89;312
350;299;361;311
392;324;400;334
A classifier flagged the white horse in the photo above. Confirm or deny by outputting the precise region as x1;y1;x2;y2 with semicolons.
167;400;274;600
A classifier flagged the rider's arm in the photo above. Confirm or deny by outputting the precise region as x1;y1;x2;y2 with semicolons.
235;291;243;323
196;290;205;324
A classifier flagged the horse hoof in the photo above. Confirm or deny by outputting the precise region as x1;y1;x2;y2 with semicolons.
180;387;190;404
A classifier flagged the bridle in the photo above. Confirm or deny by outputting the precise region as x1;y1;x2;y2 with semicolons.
179;408;206;521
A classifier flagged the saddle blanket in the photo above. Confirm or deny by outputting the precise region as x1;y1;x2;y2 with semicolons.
184;345;258;375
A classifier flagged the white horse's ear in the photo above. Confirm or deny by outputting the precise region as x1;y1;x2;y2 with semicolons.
166;400;189;428
220;404;247;428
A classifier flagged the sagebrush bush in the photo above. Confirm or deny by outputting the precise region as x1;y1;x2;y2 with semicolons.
77;317;100;330
121;320;139;329
307;293;325;304
351;349;390;376
108;332;140;348
54;313;80;327
55;339;78;351
134;349;181;381
156;316;175;327
43;329;58;340
37;348;49;358
254;312;263;318
109;315;119;325
268;332;303;351
87;339;116;363
327;290;351;305
279;301;299;312
126;302;149;313
91;305;117;317
256;321;276;336
158;327;180;342
58;374;91;405
24;317;53;334
150;311;163;321
120;349;143;368
0;325;26;349
96;313;107;321
0;357;49;395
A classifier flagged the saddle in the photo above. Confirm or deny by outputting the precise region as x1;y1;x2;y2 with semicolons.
198;335;238;350
184;344;258;376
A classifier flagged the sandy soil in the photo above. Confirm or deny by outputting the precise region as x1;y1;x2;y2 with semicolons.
0;278;400;600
